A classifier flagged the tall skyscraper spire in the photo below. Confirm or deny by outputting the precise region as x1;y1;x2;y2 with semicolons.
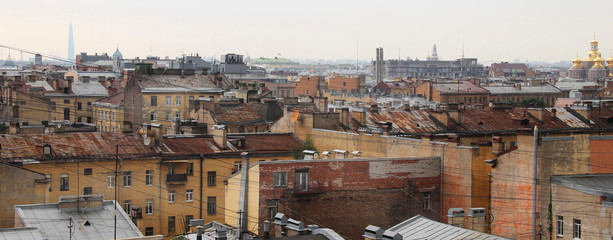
68;21;75;61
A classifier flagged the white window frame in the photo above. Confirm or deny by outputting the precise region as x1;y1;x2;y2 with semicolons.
573;219;581;239
168;190;176;203
273;172;288;187
123;200;131;215
175;96;182;106
166;96;172;106
556;215;564;237
186;189;194;202
423;192;432;209
107;175;115;188
123;172;132;187
145;170;154;186
145;199;153;215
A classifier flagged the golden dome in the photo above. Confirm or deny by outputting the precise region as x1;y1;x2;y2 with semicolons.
593;56;605;68
587;51;601;61
571;57;582;68
591;39;599;44
609;73;613;78
607;56;613;65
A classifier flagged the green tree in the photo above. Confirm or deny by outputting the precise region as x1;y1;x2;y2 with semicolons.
517;97;546;108
291;135;317;160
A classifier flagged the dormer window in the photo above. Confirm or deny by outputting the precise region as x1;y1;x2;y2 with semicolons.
43;144;51;155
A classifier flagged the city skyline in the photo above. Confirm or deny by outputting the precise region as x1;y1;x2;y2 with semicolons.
2;0;613;63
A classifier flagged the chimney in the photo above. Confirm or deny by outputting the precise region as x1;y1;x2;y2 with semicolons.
492;136;503;155
430;111;450;127
237;152;250;236
214;227;228;240
196;226;203;240
212;125;227;149
82;76;90;83
144;124;163;148
447;208;465;227
264;220;270;239
354;109;366;126
527;108;543;121
58;195;104;212
302;150;318;160
448;107;461;123
369;104;379;113
314;97;328;113
339;108;349;127
286;218;306;236
571;104;591;121
467;208;486;232
551;108;558;119
273;213;288;238
333;149;348;159
363;225;384;240
382;230;402;240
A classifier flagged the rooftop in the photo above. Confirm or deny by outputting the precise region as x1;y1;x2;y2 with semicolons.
433;82;489;94
387;215;509;240
551;174;613;198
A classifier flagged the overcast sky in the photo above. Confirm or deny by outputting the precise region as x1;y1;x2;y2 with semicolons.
2;0;612;63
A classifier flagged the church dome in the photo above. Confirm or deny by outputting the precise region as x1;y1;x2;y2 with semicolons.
571;57;582;68
607;56;613;66
112;48;123;59
592;56;605;68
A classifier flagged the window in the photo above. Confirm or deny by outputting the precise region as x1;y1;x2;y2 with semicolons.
145;227;154;236
175;112;181;120
187;163;194;175
423;192;431;209
123;171;132;187
166;96;172;106
150;112;157;121
123;200;131;215
83;187;92;195
77;102;82;110
556;216;564;236
189;96;194;101
87;117;91;123
184;215;193;232
510;141;516;148
168;164;175;175
46;174;52;192
343;82;346;86
573;219;581;238
64;108;70;120
273;172;288;187
501;142;506;150
84;168;92;175
60;173;69;191
175;96;182;106
151;96;157;106
306;90;310;95
165;111;171;121
207;171;216;186
267;200;278;220
146;170;154;186
207;196;216;215
64;99;70;104
186;189;194;202
168;190;176;203
168;216;176;233
145;199;153;215
295;169;309;191
107;175;115;188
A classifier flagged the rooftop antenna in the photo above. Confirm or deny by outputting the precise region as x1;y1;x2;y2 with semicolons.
356;33;359;75
462;40;465;58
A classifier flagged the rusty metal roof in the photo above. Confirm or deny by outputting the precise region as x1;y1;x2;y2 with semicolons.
162;133;301;155
433;82;489;94
137;74;222;92
0;132;158;161
210;102;266;125
366;110;445;133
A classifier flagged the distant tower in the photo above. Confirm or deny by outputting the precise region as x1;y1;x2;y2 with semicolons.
34;54;42;66
375;47;384;83
68;21;75;61
431;43;439;61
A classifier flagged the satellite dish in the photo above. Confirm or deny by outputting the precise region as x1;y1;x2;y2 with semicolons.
291;110;300;123
143;137;150;146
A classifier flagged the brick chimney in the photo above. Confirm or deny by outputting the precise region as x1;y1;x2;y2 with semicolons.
467;208;486;232
571;104;591;121
338;108;350;127
212;125;227;149
527;108;543;121
447;208;465;227
353;109;366;126
363;225;384;240
58;195;104;212
314;97;328;113
492;136;503;155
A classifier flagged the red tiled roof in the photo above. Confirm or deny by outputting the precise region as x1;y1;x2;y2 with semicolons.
0;132;158;161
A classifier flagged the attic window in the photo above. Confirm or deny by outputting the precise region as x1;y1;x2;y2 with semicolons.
84;220;91;226
520;119;530;125
478;121;484;125
43;144;52;155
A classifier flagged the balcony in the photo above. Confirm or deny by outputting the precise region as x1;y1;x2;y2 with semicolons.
166;173;188;184
293;181;323;195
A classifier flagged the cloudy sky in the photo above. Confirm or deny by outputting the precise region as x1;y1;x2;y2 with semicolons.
1;0;612;63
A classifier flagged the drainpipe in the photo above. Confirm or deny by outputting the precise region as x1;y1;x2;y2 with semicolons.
199;154;204;219
532;126;538;240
